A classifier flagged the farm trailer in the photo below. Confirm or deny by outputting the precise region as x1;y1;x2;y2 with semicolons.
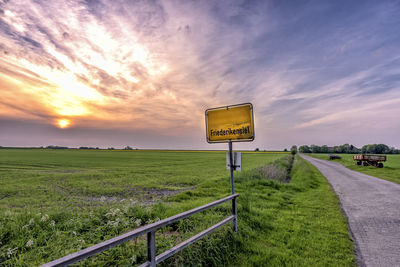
353;154;386;168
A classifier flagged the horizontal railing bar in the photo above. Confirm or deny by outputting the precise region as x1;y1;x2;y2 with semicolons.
41;194;239;267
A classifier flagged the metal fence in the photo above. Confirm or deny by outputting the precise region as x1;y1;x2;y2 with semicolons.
41;193;239;267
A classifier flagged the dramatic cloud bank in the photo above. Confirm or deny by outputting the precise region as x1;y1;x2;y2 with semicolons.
1;0;399;149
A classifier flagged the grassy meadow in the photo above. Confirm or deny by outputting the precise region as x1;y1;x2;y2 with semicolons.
306;153;400;184
0;149;355;266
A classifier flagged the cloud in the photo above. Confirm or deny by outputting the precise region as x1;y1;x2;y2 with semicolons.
0;0;400;148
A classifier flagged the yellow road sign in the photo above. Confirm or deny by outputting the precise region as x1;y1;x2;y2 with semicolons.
205;103;254;143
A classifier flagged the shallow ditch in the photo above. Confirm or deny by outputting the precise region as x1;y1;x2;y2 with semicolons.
257;154;295;183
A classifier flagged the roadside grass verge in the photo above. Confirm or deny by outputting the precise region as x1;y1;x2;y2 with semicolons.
0;150;355;266
307;153;400;184
231;155;355;266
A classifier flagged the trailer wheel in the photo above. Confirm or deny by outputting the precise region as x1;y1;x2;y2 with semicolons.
356;161;361;166
377;163;384;168
362;161;368;166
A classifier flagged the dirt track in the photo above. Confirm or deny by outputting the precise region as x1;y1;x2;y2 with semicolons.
301;154;400;267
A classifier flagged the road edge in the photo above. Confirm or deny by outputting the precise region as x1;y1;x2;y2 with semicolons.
299;154;365;267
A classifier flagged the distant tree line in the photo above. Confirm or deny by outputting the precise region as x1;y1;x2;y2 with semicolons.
46;146;101;149
41;146;135;150
46;145;69;149
298;144;400;154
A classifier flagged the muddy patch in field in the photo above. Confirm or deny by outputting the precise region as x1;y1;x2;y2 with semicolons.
72;187;194;205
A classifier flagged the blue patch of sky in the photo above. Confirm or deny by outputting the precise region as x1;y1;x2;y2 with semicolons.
355;73;400;96
229;0;400;99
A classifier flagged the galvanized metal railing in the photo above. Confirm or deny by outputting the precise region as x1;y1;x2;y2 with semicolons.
41;193;239;267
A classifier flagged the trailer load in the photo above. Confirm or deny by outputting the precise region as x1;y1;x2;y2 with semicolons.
353;154;386;168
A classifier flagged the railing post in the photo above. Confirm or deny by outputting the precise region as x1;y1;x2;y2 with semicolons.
147;231;156;267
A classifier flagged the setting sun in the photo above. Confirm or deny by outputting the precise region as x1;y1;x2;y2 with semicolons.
57;119;70;129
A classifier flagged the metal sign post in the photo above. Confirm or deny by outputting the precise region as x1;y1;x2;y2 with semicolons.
205;103;255;233
229;141;235;194
228;140;238;231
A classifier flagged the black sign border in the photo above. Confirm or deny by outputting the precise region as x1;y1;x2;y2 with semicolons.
205;102;255;144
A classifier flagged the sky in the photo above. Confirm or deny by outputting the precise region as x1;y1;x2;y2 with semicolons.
1;0;400;150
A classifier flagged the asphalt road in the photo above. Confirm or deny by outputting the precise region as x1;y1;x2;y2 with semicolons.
300;154;400;267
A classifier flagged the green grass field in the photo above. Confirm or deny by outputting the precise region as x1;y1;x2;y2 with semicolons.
0;149;355;266
306;153;400;184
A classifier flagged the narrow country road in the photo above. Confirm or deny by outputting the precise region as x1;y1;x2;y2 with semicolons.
300;154;400;267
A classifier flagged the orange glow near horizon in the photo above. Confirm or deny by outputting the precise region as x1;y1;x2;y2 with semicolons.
57;119;70;129
0;3;197;133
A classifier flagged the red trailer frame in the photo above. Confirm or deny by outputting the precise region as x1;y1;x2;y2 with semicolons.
353;154;386;168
